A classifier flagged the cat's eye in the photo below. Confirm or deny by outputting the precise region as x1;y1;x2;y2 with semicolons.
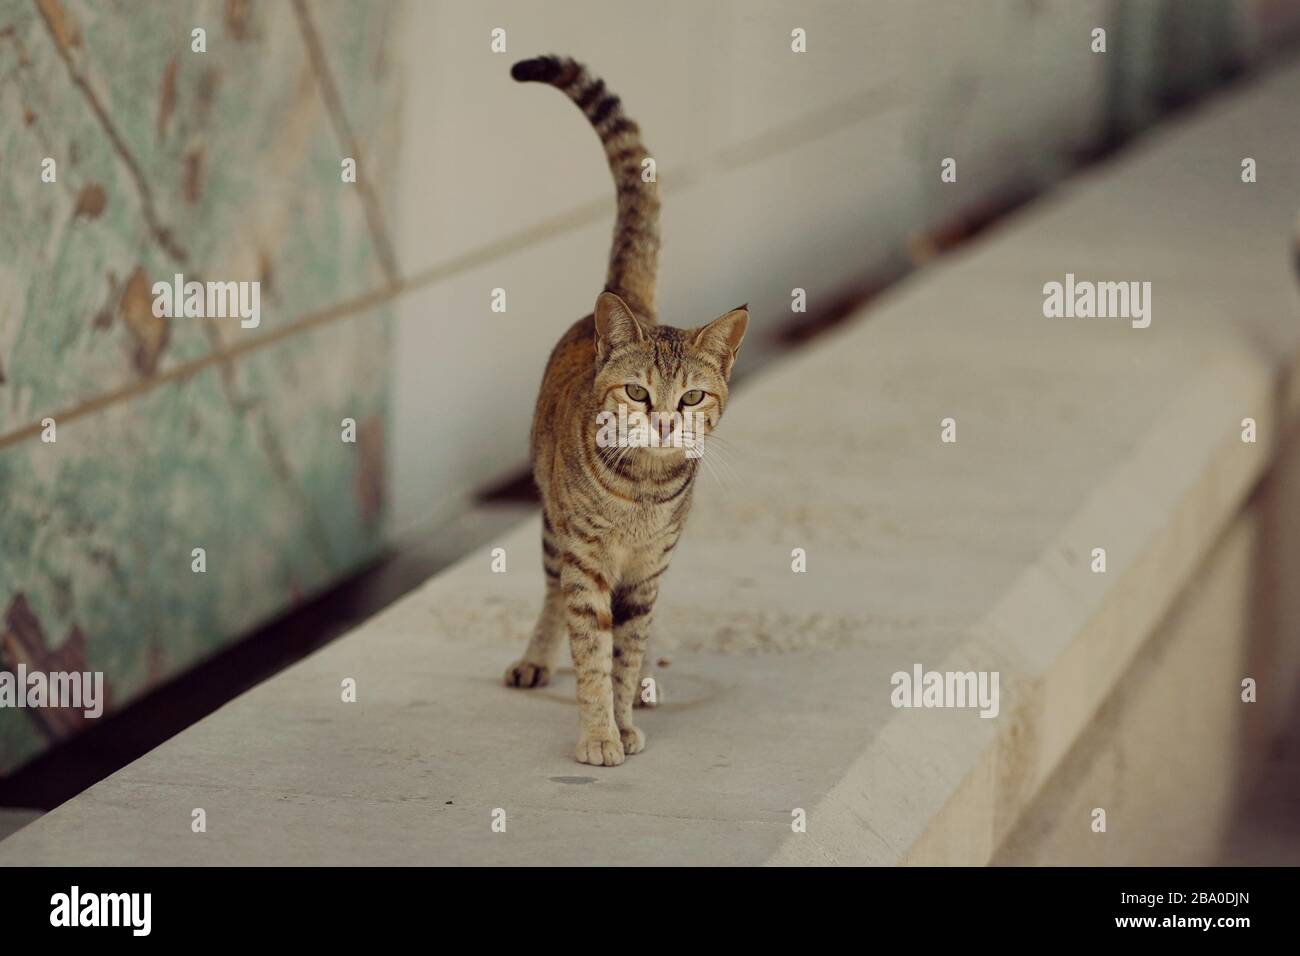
680;389;705;406
626;384;649;403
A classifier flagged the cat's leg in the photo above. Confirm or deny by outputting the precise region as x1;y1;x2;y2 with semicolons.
562;549;622;766
504;516;566;688
611;572;660;754
503;579;563;688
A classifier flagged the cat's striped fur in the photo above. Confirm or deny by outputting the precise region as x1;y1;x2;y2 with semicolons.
510;55;662;317
504;56;748;766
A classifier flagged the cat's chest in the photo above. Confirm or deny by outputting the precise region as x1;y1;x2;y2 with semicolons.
594;495;689;546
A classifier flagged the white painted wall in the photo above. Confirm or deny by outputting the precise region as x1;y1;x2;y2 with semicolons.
386;0;1127;534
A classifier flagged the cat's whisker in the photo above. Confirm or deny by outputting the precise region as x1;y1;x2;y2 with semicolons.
688;430;735;466
696;432;740;456
702;449;738;487
694;445;731;490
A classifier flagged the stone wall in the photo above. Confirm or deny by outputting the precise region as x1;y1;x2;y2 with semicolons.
0;0;401;772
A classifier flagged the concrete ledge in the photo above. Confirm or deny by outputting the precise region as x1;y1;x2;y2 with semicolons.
4;62;1300;865
995;432;1300;865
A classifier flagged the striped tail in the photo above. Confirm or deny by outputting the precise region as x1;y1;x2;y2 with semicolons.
512;55;661;320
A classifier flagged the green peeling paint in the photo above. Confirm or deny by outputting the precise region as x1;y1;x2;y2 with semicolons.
0;0;400;773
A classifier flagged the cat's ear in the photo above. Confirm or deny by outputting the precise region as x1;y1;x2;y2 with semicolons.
594;291;646;360
693;305;748;377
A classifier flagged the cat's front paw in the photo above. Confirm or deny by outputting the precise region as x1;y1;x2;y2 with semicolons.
575;731;625;767
504;661;551;688
619;725;646;755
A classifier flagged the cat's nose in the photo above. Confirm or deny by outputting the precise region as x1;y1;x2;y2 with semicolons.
655;416;674;440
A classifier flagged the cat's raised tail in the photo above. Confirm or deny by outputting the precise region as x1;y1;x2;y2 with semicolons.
512;55;661;321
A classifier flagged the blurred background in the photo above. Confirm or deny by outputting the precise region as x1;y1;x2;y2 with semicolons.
2;0;1300;858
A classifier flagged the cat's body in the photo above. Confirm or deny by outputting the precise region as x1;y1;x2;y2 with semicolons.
503;56;747;766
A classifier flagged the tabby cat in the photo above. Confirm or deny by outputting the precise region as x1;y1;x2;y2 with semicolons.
503;56;748;766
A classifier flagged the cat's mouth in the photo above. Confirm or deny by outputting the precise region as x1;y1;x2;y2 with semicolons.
594;405;710;459
643;434;707;461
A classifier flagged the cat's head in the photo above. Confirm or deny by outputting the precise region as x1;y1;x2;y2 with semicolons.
591;291;747;461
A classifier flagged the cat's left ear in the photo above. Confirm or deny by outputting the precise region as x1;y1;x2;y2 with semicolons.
594;291;646;360
693;305;748;377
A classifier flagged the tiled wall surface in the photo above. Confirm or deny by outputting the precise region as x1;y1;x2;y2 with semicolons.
0;0;401;772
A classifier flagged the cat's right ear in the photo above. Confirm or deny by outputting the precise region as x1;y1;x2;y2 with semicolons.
594;291;645;360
